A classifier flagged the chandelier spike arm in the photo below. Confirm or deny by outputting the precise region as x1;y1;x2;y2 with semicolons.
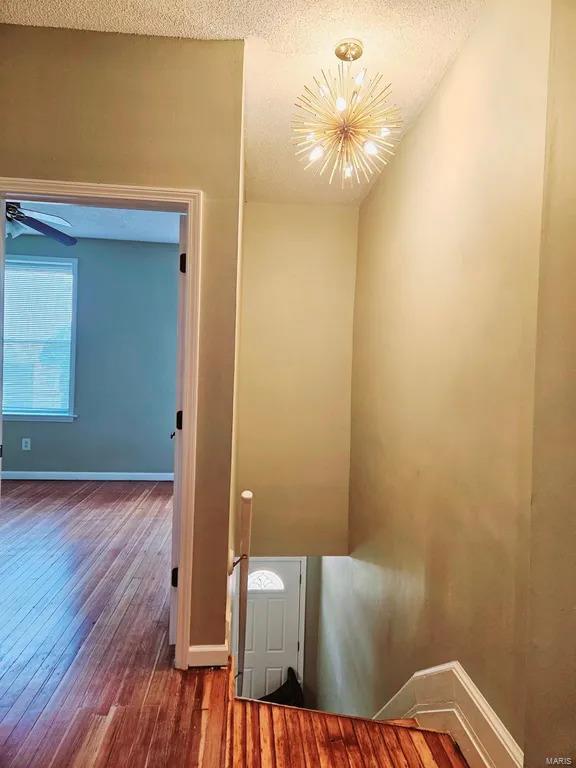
318;140;339;176
328;133;347;184
348;131;381;175
320;69;337;102
347;134;374;181
300;89;337;122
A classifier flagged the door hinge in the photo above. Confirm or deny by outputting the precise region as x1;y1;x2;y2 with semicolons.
171;567;178;588
297;640;300;652
176;410;183;430
0;444;3;458
180;252;187;273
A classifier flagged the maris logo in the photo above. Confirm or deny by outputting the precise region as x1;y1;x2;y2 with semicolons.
546;759;573;765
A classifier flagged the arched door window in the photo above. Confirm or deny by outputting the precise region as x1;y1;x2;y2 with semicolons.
248;569;285;592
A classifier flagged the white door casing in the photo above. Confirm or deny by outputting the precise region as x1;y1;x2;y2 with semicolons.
240;557;306;700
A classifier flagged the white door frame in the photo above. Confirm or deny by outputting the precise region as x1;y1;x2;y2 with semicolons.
237;556;307;687
0;176;203;670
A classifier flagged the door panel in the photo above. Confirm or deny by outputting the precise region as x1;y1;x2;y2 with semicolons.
245;599;255;652
243;668;254;698
266;600;286;651
241;559;302;699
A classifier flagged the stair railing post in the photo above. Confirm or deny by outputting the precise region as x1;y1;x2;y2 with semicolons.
236;490;253;696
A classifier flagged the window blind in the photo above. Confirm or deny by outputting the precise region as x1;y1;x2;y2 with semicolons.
2;257;77;417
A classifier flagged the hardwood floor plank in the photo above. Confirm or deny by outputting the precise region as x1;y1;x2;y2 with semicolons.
270;705;292;768
436;734;470;768
338;716;365;767
145;665;183;768
409;729;440;768
351;719;381;768
199;670;229;768
363;722;396;768
395;726;425;767
296;709;321;768
234;699;248;767
324;714;351;768
283;707;305;768
422;732;455;768
174;671;203;765
258;702;276;767
379;725;411;768
102;706;142;768
310;712;334;768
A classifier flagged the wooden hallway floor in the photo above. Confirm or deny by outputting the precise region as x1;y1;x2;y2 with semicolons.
0;480;468;768
0;479;228;768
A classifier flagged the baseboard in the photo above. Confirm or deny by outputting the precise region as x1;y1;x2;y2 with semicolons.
187;644;229;668
1;471;174;481
374;661;523;768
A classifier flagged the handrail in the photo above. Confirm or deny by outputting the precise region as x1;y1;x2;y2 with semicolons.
234;490;253;696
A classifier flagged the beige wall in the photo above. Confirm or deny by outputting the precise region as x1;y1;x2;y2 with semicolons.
310;0;550;743
236;202;357;555
526;0;576;763
0;24;244;646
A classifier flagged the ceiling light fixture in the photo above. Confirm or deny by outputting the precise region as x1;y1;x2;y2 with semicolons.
292;38;402;186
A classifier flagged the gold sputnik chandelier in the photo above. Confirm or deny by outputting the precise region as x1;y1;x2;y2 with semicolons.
292;39;402;186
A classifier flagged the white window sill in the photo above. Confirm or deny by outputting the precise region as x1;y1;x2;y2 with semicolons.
2;414;78;422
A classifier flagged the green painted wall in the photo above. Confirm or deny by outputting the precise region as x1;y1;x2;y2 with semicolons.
3;236;178;473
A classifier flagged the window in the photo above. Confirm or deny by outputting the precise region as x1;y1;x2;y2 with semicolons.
2;257;77;420
248;569;285;592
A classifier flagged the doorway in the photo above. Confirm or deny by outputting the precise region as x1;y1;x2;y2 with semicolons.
238;556;306;700
0;178;202;670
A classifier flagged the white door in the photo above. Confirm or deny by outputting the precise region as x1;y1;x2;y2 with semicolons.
169;214;187;645
241;558;305;699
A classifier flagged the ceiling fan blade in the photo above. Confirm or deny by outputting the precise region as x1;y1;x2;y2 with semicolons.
19;214;77;247
20;208;72;227
6;220;28;239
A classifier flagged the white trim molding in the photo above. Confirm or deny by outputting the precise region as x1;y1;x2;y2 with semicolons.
188;644;229;668
1;471;174;481
374;661;523;768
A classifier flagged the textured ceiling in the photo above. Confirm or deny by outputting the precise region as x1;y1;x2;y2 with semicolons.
14;203;180;243
0;0;483;203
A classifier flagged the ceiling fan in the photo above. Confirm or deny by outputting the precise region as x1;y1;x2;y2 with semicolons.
5;202;77;247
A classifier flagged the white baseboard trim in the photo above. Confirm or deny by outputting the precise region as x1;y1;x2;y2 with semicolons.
374;661;523;768
1;471;174;481
187;644;229;668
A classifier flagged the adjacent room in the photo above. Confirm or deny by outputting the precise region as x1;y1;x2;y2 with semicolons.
3;202;180;481
0;200;187;758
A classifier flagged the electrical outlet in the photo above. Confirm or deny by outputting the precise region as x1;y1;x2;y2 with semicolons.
21;438;31;451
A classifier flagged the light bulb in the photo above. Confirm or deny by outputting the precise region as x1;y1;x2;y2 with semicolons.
363;140;378;156
380;126;391;137
355;69;366;86
309;145;325;163
306;132;316;141
336;96;347;112
344;165;353;179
